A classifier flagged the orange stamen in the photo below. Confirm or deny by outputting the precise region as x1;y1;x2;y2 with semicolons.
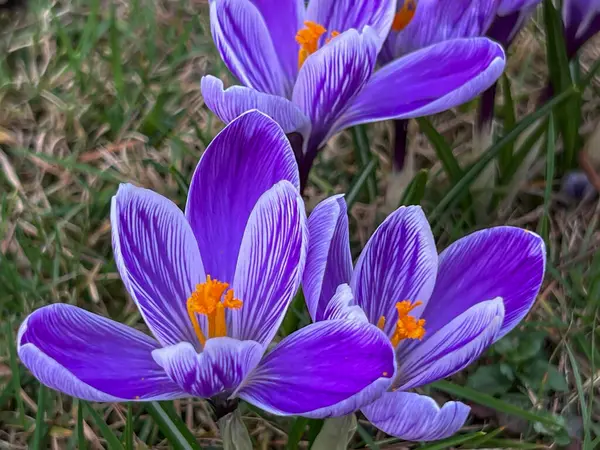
186;275;242;346
296;21;340;68
392;0;417;31
389;300;425;347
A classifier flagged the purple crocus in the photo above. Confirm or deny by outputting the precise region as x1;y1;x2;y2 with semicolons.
487;0;543;48
382;0;542;165
17;111;396;418
302;196;546;440
201;0;505;188
562;0;600;58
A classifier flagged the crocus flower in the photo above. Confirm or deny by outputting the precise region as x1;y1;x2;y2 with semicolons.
202;0;505;188
562;0;600;58
17;111;395;418
302;196;546;440
487;0;543;48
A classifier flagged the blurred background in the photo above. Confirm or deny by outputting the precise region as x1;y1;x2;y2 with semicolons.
0;0;599;448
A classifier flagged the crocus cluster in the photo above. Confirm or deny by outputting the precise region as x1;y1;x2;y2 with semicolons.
18;110;547;441
17;0;555;443
202;0;506;187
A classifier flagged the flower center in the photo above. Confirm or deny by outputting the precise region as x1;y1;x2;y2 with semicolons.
392;0;417;31
377;300;425;347
186;275;243;346
296;21;340;68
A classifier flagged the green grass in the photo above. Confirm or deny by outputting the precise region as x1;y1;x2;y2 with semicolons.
1;0;599;449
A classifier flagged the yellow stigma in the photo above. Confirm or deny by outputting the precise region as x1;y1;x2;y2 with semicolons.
186;275;242;346
377;300;425;347
296;21;340;68
392;0;417;31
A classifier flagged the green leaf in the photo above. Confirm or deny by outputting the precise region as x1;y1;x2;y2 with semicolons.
311;414;357;450
217;408;253;450
467;364;514;395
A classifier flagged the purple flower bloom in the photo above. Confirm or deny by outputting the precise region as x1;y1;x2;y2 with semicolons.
17;111;396;417
562;0;600;58
487;0;542;47
202;0;506;188
303;196;546;439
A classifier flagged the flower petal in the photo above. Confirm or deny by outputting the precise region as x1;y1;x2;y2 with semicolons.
392;0;498;56
236;320;395;417
18;304;186;401
292;28;378;149
395;299;504;390
185;110;299;284
201;76;311;142
245;0;305;81
322;284;369;323
305;0;396;48
209;0;291;96
362;392;470;441
152;338;263;398
230;181;307;346
111;183;204;347
303;195;353;321
422;227;546;340
333;38;505;132
351;206;437;338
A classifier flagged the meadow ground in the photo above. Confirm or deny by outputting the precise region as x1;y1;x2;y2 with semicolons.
1;0;600;448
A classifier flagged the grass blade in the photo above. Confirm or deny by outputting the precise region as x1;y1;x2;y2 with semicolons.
432;380;564;431
83;401;125;450
31;384;47;450
145;401;201;450
417;117;462;183
537;112;556;244
287;417;308;450
351;125;377;202
76;400;86;450
346;159;378;209
6;322;25;428
429;86;576;223
399;169;428;206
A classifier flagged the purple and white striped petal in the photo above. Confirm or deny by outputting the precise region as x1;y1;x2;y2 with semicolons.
351;206;437;338
152;338;263;398
230;181;307;347
305;0;396;48
362;392;470;441
322;284;369;323
395;299;504;390
303;195;353;321
18;304;186;401
209;0;292;97
237;320;395;417
392;0;498;56
422;227;546;340
333;38;505;133
111;183;204;347
246;0;305;81
185;111;299;284
201;76;311;142
292;28;379;149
